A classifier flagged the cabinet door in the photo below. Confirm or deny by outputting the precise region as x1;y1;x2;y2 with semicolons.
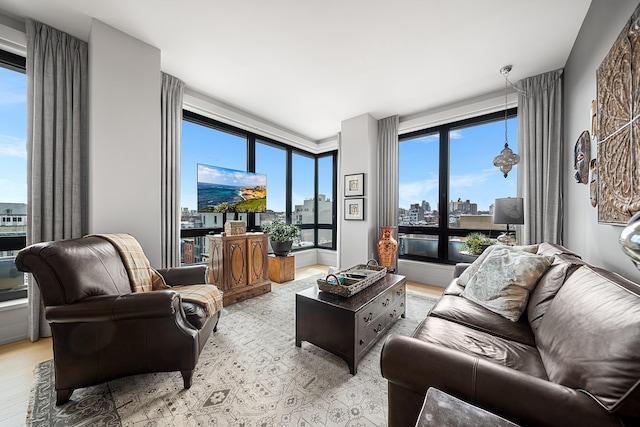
209;236;224;287
224;238;247;290
247;235;268;285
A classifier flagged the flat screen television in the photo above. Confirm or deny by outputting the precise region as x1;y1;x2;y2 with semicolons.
197;164;267;213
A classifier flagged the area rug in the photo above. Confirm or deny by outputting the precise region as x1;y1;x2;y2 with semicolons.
27;275;438;426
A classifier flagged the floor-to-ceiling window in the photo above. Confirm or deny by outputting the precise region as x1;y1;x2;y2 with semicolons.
292;152;315;248
180;110;337;264
398;108;518;264
0;49;27;301
317;154;336;248
255;140;286;226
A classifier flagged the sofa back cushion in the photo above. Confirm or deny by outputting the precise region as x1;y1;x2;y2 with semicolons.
536;265;640;417
536;242;582;258
526;253;586;331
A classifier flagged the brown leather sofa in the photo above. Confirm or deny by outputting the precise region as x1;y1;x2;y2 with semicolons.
381;243;640;427
15;236;221;405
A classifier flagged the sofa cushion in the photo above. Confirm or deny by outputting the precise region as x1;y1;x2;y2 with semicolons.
429;295;536;346
536;242;582;258
526;254;586;331
413;316;548;379
536;265;640;417
456;244;539;287
462;248;554;322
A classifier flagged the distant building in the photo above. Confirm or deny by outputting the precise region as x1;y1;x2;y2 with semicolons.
421;200;431;212
449;198;477;215
293;194;332;224
183;239;194;264
409;204;425;223
0;203;27;229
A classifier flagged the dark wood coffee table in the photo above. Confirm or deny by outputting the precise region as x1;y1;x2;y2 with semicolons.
295;273;406;374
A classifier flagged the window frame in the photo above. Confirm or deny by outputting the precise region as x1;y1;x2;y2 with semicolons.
181;110;338;252
398;107;518;264
0;48;27;302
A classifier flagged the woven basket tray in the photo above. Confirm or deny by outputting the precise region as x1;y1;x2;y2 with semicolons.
317;260;387;297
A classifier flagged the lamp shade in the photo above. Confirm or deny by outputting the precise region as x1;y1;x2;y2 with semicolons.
494;197;524;225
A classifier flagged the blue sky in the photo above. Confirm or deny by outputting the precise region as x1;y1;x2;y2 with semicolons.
197;164;266;187
0;67;27;204
399;117;518;212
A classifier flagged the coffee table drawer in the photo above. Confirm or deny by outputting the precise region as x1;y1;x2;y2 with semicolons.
357;281;405;330
358;295;406;352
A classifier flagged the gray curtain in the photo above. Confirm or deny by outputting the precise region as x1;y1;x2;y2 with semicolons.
160;73;185;268
377;115;399;268
26;19;88;341
517;69;563;245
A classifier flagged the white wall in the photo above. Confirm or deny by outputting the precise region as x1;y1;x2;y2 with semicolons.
338;114;378;269
563;0;640;283
88;20;162;266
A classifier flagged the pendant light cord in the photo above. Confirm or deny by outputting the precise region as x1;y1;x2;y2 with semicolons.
504;74;509;146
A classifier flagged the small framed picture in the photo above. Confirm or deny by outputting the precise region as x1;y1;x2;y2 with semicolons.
344;173;364;197
344;198;364;220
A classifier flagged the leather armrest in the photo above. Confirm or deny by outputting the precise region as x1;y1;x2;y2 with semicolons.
380;334;619;426
45;290;181;323
157;265;208;285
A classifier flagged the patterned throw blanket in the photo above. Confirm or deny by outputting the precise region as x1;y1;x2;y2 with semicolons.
90;233;222;317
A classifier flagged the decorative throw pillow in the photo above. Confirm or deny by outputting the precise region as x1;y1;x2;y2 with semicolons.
462;248;554;322
456;244;539;287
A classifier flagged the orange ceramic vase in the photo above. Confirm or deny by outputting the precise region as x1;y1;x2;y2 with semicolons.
377;226;398;269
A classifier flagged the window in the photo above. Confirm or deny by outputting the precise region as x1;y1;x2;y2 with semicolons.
180;111;337;264
292;153;315;248
0;49;27;301
255;141;286;226
398;108;517;264
317;154;336;248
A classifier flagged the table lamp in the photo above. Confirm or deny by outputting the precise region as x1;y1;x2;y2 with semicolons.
493;197;524;245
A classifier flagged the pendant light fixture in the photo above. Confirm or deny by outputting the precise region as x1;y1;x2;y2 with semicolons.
493;65;520;178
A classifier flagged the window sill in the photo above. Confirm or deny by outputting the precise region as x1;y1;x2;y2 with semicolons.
0;297;28;312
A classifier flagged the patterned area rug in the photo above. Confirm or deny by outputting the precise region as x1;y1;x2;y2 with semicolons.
27;275;438;426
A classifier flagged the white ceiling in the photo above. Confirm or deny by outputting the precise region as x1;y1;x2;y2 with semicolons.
0;0;592;141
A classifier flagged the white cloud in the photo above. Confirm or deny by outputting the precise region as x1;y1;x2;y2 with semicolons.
0;134;26;158
399;177;438;208
449;169;494;189
197;164;266;186
450;130;463;139
409;134;438;145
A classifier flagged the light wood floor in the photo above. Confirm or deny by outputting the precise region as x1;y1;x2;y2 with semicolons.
0;264;442;426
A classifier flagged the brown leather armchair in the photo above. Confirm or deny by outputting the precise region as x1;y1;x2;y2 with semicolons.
15;235;222;405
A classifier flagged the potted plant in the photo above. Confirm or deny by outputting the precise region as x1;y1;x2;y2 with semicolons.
261;219;300;257
459;232;494;256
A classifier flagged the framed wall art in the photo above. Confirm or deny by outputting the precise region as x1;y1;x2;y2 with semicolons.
344;173;364;197
596;3;640;224
344;198;364;220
